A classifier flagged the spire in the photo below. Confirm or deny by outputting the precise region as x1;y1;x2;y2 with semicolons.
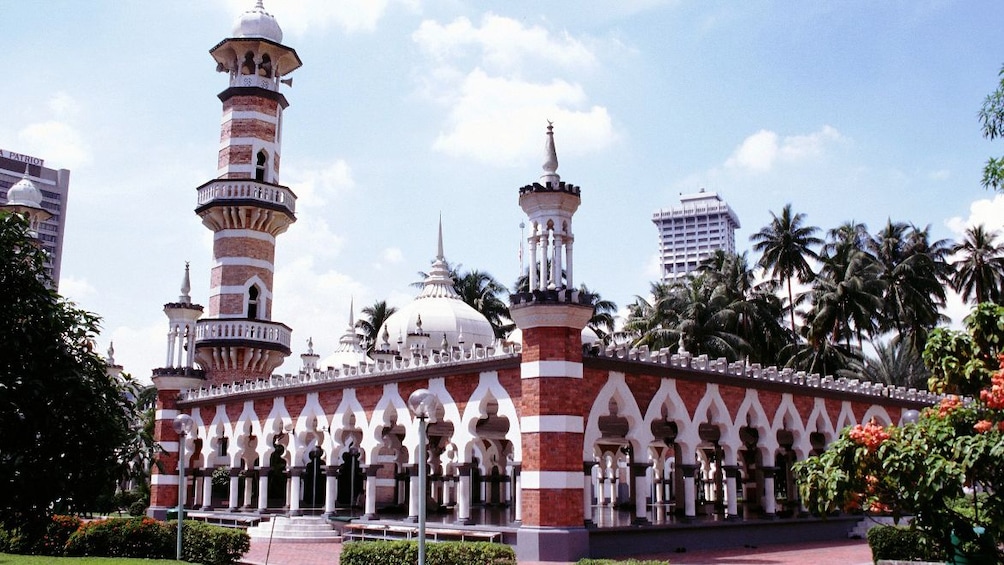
307;337;314;355
107;342;116;365
437;214;445;261
540;121;560;187
418;219;461;300
180;262;192;304
348;298;355;329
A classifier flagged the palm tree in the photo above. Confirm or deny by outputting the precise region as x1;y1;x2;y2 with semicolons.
867;221;950;354
356;300;397;353
751;204;823;336
860;339;930;390
950;224;1004;305
579;284;617;344
453;269;512;338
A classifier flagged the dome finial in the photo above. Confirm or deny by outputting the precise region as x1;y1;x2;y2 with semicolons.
437;214;445;261
307;337;314;355
348;297;355;329
107;342;116;364
180;262;192;303
540;121;560;187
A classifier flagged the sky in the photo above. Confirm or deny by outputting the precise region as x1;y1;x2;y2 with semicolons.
4;0;1004;383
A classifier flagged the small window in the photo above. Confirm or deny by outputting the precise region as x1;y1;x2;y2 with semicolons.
241;52;255;75
248;285;260;319
255;150;268;182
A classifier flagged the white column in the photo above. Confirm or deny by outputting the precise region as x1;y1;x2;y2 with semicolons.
538;229;549;290
633;464;648;522
457;465;472;524
763;471;777;516
528;233;538;291
185;325;197;367
582;466;593;524
166;328;177;367
513;472;522;522
682;465;697;519
364;470;378;517
565;240;574;288
325;472;338;515
725;467;738;518
593;472;602;505
201;474;213;510
243;476;253;508
408;469;421;520
257;474;269;511
289;472;301;514
228;474;240;511
553;234;563;288
193;476;203;507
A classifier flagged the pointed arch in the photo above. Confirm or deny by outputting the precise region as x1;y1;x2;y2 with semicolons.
583;372;649;458
459;371;521;463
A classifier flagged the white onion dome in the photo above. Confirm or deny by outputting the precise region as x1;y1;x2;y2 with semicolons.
232;0;283;43
321;306;368;371
6;175;44;209
505;326;598;347
377;224;496;356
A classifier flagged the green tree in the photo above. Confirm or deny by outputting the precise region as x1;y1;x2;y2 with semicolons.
923;302;1004;396
0;213;138;532
751;204;823;336
950;224;1004;305
979;64;1004;191
580;284;617;345
453;269;512;338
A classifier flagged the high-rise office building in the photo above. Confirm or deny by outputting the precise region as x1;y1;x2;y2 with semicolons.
0;148;71;288
652;189;740;282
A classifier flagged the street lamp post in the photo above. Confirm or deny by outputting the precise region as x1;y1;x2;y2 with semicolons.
408;389;441;565
172;414;194;561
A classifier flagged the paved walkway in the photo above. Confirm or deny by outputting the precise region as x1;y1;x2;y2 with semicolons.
240;537;873;565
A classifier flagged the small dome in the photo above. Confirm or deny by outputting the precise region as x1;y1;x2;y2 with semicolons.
6;176;43;209
320;306;369;372
232;0;283;43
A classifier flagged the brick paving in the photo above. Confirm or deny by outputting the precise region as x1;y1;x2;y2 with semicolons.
240;537;873;565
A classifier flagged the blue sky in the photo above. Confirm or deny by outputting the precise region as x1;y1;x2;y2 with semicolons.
3;0;1004;381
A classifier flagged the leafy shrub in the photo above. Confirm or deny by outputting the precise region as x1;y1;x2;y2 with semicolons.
128;500;148;517
0;525;28;554
341;540;517;565
175;520;250;565
65;516;172;559
37;515;83;556
867;525;945;562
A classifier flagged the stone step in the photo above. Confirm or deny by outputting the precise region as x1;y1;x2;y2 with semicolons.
246;516;341;541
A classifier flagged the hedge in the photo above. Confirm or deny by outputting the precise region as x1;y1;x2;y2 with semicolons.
174;520;250;565
65;516;173;559
866;525;945;563
340;540;517;565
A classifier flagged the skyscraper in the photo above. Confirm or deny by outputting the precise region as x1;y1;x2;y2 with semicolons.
652;189;740;282
0;148;70;288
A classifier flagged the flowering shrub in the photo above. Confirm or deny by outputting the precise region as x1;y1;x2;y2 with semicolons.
794;356;1004;562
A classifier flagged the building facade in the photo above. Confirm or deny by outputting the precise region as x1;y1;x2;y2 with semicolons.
0;148;70;287
149;3;937;562
652;189;740;282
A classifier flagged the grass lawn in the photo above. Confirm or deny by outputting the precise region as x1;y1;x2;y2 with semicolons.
0;555;183;564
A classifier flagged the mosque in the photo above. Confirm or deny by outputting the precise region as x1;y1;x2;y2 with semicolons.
149;2;938;561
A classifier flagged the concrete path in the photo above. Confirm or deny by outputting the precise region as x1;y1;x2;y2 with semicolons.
240;537;873;564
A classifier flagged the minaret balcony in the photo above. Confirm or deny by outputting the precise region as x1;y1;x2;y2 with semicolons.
196;179;297;234
196;179;297;216
194;318;292;355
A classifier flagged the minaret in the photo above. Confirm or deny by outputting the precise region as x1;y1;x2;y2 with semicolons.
192;0;302;385
149;263;206;519
510;123;594;563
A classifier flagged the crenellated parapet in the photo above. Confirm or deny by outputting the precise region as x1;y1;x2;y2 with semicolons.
179;341;522;401
589;342;942;404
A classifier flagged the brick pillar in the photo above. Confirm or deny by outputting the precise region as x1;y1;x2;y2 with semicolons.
148;373;203;520
511;299;593;562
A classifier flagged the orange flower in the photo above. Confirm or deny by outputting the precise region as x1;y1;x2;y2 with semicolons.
938;395;961;417
848;421;891;451
974;420;993;433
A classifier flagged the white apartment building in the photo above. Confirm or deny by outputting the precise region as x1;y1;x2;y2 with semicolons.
652;189;740;282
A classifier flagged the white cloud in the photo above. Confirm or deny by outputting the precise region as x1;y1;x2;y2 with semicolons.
945;194;1004;236
724;125;843;173
106;322;168;385
431;70;614;166
59;276;97;303
381;247;404;264
48;92;81;118
287;159;355;209
18;121;90;170
224;0;393;34
413;14;597;73
413;14;614;166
